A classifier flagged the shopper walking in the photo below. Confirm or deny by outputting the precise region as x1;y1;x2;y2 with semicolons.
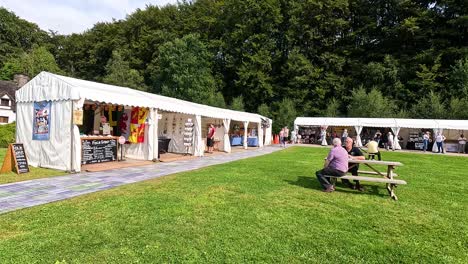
279;128;285;147
284;126;289;146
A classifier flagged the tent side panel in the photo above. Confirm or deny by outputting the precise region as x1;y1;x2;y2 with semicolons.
16;101;72;171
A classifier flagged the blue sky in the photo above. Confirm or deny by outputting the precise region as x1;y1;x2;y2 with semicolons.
0;0;178;34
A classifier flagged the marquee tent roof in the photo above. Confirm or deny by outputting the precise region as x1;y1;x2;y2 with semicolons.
16;72;267;123
294;117;468;130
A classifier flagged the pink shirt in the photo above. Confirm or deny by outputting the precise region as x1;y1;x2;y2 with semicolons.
208;127;215;138
326;145;349;173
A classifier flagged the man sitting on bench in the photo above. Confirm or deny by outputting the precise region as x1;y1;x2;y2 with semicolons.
315;138;348;192
343;137;365;191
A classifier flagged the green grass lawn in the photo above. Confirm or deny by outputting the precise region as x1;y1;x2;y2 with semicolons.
0;147;466;263
0;148;65;184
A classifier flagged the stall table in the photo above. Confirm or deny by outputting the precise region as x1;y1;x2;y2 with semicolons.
247;137;259;147
230;137;243;146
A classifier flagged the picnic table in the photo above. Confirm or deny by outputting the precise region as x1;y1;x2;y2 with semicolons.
329;159;407;200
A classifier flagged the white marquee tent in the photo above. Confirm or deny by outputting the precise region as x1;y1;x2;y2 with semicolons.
294;117;468;150
16;72;272;172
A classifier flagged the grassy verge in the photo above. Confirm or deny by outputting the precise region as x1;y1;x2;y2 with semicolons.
0;147;466;263
0;148;65;184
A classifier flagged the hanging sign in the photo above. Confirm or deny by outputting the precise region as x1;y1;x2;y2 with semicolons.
33;101;51;140
0;143;29;174
73;109;83;125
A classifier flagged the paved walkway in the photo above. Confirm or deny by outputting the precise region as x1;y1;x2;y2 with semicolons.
0;146;283;214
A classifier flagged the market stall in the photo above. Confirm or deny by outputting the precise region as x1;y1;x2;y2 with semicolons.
16;72;271;172
294;117;468;153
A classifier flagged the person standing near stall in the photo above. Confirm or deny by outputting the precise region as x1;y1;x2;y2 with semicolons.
458;134;467;154
387;131;394;151
284;126;290;146
207;123;216;153
341;129;348;146
435;132;446;154
423;131;430;152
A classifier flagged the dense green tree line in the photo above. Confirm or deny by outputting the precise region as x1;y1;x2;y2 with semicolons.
1;1;467;131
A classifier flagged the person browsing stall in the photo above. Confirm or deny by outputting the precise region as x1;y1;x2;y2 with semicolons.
458;134;467;154
315;138;348;193
207;124;216;153
342;137;365;191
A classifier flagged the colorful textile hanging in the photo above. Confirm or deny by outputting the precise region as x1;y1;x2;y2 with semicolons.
128;107;148;143
138;108;148;124
108;105;117;127
137;123;146;143
119;109;132;140
129;123;139;143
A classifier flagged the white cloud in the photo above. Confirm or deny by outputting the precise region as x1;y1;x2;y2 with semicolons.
0;0;178;34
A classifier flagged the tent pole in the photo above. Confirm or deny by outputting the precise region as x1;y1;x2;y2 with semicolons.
70;100;74;173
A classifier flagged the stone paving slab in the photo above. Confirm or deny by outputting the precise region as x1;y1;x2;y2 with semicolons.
0;146;283;214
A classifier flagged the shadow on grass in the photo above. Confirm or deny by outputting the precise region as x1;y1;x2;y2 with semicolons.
285;176;388;198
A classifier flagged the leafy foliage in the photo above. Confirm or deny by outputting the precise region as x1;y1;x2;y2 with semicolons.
1;1;467;131
0;122;15;148
0;46;62;79
103;50;146;91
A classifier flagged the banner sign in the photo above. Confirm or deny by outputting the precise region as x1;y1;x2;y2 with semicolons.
33;101;51;140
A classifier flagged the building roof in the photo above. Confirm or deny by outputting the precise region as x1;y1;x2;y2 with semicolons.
0;80;17;111
16;72;269;123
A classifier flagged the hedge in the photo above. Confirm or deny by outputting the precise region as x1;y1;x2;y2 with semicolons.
0;122;15;148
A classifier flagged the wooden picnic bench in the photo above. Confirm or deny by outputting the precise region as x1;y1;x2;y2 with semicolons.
327;159;406;200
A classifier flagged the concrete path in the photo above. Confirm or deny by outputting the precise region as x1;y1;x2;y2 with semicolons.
0;146;284;215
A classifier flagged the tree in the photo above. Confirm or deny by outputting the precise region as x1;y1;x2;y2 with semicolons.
0;46;62;79
272;98;296;133
207;92;227;108
0;8;50;67
230;96;245;111
348;87;397;118
447;57;468;98
257;103;271;118
448;97;468;119
152;34;217;104
322;98;341;117
103;50;146;90
410;91;446;119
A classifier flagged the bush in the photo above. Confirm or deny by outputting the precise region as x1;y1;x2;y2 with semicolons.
0;122;16;148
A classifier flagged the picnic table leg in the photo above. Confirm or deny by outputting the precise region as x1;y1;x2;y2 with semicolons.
386;166;398;200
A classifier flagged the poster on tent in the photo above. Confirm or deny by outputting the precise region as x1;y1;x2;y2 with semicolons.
32;101;51;140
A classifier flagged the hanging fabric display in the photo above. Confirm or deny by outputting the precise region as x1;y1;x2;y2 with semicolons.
107;105;117;127
33;101;51;140
119;109;132;140
183;118;194;155
128;107;148;143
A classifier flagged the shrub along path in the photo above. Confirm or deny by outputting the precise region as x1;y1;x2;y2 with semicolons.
0;146;282;214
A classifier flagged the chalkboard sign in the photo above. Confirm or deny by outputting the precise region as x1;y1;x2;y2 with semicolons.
81;138;117;165
1;143;29;174
12;144;29;173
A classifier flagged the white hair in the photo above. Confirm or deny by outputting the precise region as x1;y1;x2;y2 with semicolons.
333;138;342;146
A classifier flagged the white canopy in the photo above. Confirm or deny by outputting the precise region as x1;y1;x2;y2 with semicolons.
16;71;266;123
15;72;272;172
294;117;468;130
